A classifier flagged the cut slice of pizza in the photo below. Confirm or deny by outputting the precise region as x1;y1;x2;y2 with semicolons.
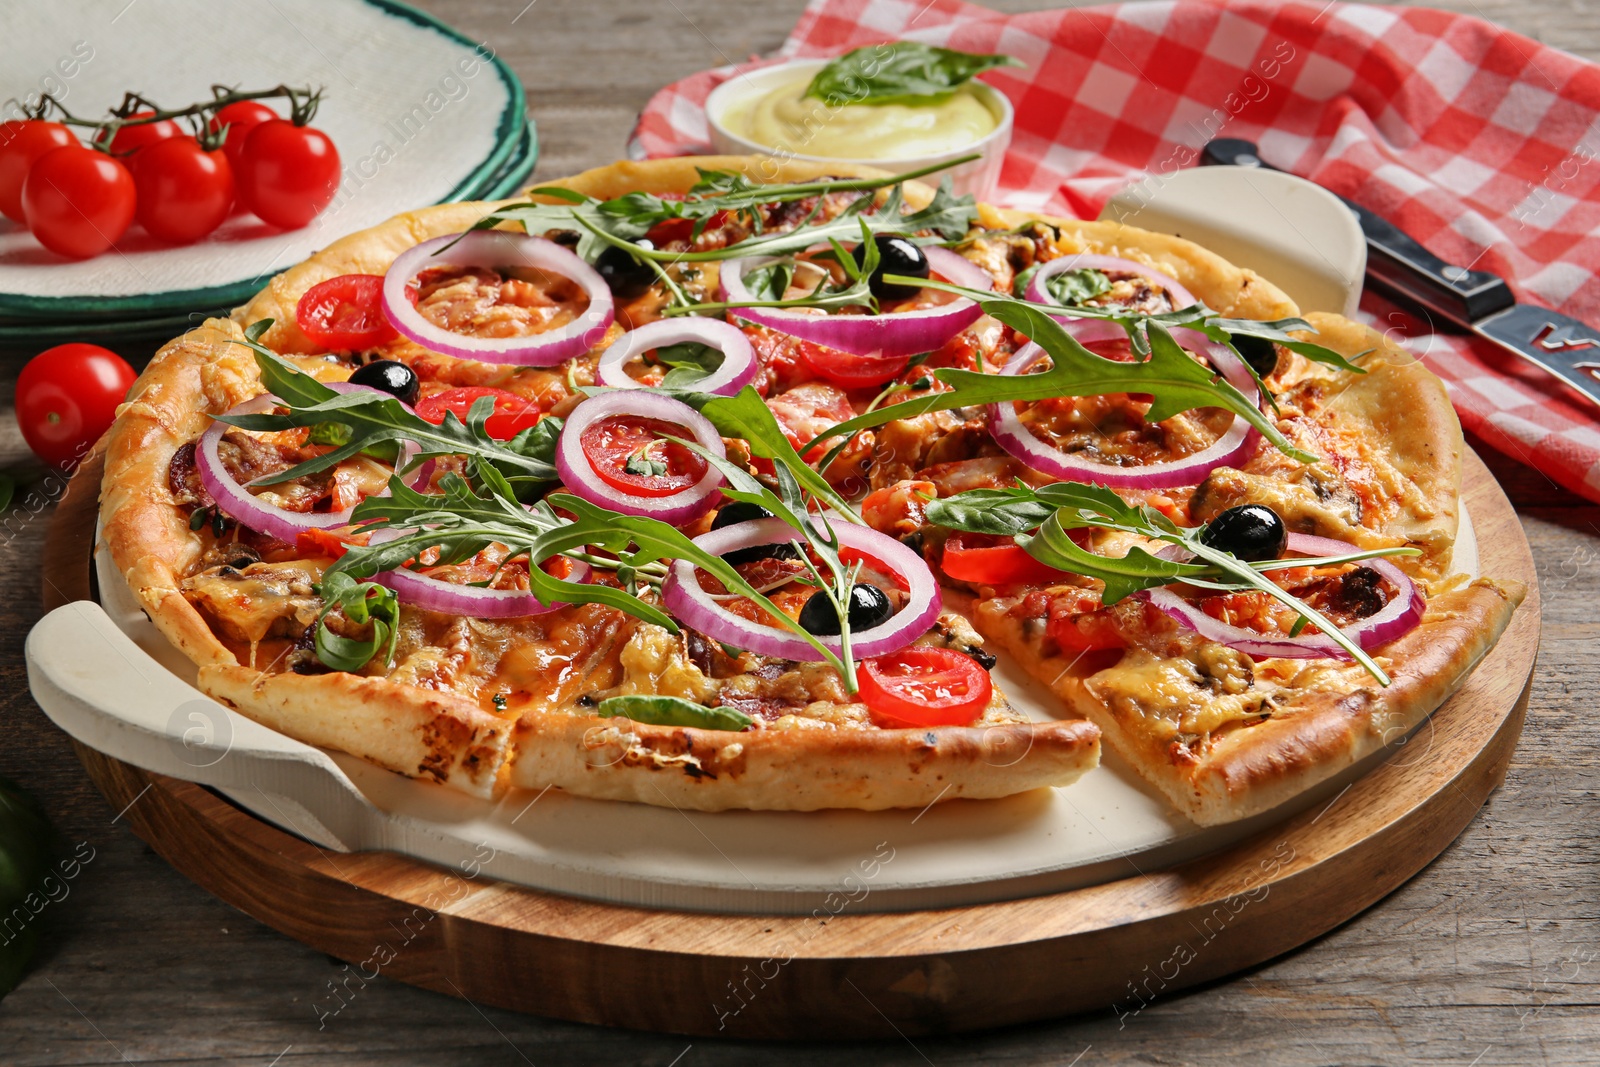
856;214;1526;824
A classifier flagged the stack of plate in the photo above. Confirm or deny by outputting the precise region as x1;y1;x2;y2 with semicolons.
0;0;537;349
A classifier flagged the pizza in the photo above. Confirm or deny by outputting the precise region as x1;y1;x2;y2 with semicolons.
99;155;1524;823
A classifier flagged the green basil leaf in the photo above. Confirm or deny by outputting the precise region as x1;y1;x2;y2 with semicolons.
595;695;753;732
804;42;1022;106
1044;267;1112;307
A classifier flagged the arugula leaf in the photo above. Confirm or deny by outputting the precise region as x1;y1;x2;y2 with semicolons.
225;327;561;494
1043;267;1112;306
314;570;401;672
652;340;727;389
679;385;863;522
741;259;795;303
595;694;753;732
469;157;978;266
330;477;859;689
802;299;1317;464
805;42;1022;106
926;481;1418;684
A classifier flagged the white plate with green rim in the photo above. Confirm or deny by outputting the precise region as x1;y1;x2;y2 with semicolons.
0;0;527;321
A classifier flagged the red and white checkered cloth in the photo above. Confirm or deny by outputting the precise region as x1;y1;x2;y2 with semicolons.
630;0;1600;502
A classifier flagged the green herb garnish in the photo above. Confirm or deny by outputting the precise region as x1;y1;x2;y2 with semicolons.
805;43;1022;106
925;481;1418;685
313;570;401;673
595;694;753;732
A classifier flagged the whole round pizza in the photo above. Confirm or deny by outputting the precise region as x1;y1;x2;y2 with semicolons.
99;155;1526;824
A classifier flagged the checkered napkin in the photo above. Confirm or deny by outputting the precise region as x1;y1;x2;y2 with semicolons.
629;0;1600;502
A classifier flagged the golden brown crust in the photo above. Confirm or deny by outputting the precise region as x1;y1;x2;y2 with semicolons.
1182;578;1525;822
511;713;1101;811
982;204;1300;322
200;666;515;798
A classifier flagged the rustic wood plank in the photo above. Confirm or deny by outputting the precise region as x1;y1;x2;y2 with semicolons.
1;0;1597;1063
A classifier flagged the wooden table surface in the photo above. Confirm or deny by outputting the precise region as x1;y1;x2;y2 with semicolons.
1;1;1596;1063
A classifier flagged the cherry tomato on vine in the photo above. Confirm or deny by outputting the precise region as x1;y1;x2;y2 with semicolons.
131;137;234;244
415;386;543;441
857;647;993;728
21;145;135;258
236;119;340;229
16;343;137;469
207;100;278;170
295;274;397;350
0;120;75;222
93;110;182;156
579;415;708;497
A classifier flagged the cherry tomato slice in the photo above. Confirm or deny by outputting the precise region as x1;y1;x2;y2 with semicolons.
941;532;1071;586
1045;605;1127;652
296;274;397;351
644;209;730;245
0;120;75;222
857;647;993;729
415;386;543;440
798;341;909;390
15;343;137;469
579;415;709;498
21;145;136;259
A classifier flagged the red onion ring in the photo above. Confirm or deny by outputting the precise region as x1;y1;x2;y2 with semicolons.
554;391;726;525
1024;253;1195;310
381;231;614;367
986;327;1261;489
716;246;991;359
594;317;757;396
197;385;417;544
1141;533;1424;660
660;517;942;661
366;528;591;618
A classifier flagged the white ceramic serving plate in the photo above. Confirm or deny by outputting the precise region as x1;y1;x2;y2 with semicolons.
705;59;1012;199
0;0;524;319
21;506;1476;916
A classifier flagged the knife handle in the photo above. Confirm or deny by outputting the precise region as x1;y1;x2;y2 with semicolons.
1200;139;1514;326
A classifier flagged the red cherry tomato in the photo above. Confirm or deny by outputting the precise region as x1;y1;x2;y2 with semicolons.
207;100;278;170
16;343;137;469
0;120;75;222
21;146;136;259
415;386;543;440
1045;604;1126;652
644;210;730;245
857;647;993;729
941;532;1072;586
94;111;182;156
295;274;397;350
131;137;234;244
798;340;909;390
579;415;709;497
236;119;340;229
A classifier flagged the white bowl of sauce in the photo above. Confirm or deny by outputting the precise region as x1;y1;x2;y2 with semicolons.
707;59;1013;198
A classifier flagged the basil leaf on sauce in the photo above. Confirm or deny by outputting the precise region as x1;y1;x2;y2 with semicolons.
805;42;1022;107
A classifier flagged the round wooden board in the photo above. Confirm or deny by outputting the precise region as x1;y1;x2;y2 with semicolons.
43;447;1538;1040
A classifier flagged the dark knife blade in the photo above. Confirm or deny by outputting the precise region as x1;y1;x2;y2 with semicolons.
1200;138;1600;411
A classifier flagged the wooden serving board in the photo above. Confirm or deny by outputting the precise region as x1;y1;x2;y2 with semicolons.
41;448;1539;1039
